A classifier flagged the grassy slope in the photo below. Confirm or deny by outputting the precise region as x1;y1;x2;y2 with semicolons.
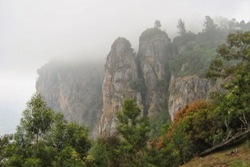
181;142;250;167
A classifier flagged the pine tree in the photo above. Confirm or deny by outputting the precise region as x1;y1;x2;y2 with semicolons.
116;99;150;166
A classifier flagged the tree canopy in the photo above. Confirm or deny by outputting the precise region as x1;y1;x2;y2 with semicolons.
1;93;92;167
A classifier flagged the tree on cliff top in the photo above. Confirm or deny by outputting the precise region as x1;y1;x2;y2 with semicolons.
154;20;161;29
203;16;217;34
177;19;187;35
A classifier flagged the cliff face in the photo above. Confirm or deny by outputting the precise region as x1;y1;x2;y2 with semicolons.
99;29;174;135
99;37;139;135
168;75;210;120
137;28;172;117
36;27;223;137
36;60;104;135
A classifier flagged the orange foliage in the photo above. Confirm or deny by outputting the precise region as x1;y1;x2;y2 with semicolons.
152;100;212;151
167;99;211;138
173;99;210;123
148;137;165;150
156;137;164;149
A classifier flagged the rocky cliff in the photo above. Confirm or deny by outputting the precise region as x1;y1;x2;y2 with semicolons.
168;75;210;120
99;29;173;135
36;26;227;137
137;28;172;117
36;60;104;135
99;37;140;136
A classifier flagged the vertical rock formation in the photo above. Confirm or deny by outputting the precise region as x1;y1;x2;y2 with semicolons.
36;26;225;138
99;29;174;135
100;37;139;136
168;75;210;120
36;60;104;136
137;28;172;117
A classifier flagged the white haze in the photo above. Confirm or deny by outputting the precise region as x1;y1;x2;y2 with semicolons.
0;0;249;135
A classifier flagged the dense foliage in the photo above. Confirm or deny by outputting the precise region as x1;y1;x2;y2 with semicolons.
0;94;92;167
207;31;250;135
91;99;150;167
162;31;250;165
170;16;250;77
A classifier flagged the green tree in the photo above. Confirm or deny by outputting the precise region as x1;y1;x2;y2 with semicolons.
177;19;187;35
55;146;86;167
90;100;150;166
116;99;150;166
207;31;250;135
3;93;92;167
154;20;161;29
18;93;54;144
49;114;91;156
203;16;217;34
91;136;120;167
146;139;180;167
0;134;13;165
5;93;56;166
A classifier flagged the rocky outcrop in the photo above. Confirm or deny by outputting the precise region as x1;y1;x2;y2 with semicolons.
36;60;104;136
137;28;172;117
99;29;174;135
36;27;223;138
99;37;139;136
168;75;210;120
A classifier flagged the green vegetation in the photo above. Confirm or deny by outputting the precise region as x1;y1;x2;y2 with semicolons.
154;20;162;29
167;31;250;165
0;94;92;167
171;31;221;77
124;31;249;166
91;99;150;167
170;16;250;77
116;100;150;166
168;31;249;164
181;142;250;167
177;19;187;36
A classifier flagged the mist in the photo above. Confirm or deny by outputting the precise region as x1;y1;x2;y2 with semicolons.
0;0;249;135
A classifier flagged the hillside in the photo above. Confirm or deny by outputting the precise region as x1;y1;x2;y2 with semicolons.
182;141;250;167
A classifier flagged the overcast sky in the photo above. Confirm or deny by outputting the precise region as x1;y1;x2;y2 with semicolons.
0;0;249;135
